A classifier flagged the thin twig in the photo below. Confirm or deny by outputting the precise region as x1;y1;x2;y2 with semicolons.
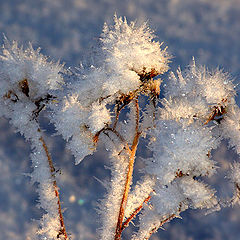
113;93;135;129
113;104;125;129
144;203;183;240
39;134;68;240
122;194;152;231
94;127;132;154
134;97;140;133
145;213;176;240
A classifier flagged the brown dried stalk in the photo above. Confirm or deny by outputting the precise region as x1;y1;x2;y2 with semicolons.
93;127;131;155
144;213;176;240
39;134;68;240
122;194;152;231
144;203;183;240
114;98;141;240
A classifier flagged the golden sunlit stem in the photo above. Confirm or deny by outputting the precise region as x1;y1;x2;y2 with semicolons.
39;132;68;240
114;98;141;240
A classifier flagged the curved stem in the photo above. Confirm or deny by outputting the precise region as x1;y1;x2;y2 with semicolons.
94;127;132;154
39;134;68;240
143;203;183;240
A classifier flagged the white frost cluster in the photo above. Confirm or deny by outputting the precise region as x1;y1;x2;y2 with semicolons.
101;15;170;77
0;38;64;139
0;38;63;99
145;120;218;185
51;93;110;164
134;177;218;240
150;176;217;218
162;61;235;123
51;15;169;164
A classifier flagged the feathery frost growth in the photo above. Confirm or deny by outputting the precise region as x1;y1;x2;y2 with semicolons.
0;38;64;138
1;15;240;240
0;39;68;239
145;120;218;185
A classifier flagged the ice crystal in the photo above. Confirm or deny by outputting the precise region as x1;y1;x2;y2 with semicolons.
101;15;170;77
145;120;219;185
0;38;64;139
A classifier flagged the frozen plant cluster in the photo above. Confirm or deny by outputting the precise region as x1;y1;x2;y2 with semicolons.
1;15;240;240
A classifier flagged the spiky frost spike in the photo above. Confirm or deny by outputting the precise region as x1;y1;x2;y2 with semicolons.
101;15;170;77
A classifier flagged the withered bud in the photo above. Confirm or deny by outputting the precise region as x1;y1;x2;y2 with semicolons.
19;79;29;97
149;79;161;97
138;68;160;82
4;90;19;102
116;92;135;111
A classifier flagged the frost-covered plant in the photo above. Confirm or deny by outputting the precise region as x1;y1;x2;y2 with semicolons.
0;38;68;239
1;15;240;240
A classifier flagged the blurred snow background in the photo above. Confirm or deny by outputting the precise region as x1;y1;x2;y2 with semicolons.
0;0;240;239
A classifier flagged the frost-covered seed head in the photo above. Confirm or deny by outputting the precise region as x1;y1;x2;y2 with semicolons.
0;38;64;139
0;38;64;101
100;15;170;95
145;120;219;185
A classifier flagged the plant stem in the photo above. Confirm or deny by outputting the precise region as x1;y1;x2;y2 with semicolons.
144;203;183;240
94;127;131;154
144;214;176;240
114;98;140;240
122;194;152;230
39;134;68;240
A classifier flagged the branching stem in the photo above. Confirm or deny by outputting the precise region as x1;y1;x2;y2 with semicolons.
94;127;131;154
122;194;152;231
144;203;183;240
